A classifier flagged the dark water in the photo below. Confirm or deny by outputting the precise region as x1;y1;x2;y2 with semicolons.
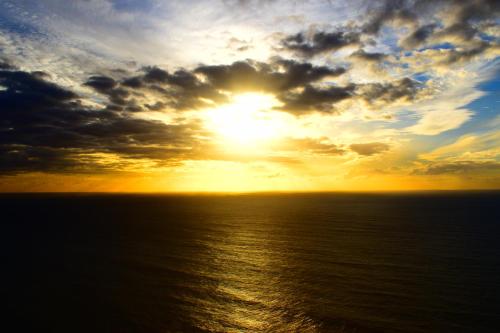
1;192;499;333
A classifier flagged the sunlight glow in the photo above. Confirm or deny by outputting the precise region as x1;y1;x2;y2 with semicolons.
205;93;285;147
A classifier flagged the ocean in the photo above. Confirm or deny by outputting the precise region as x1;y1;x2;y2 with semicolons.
1;192;499;332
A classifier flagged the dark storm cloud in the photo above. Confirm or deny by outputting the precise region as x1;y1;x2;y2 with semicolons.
363;0;498;35
279;0;498;63
278;84;355;113
86;56;438;115
121;66;227;110
85;67;222;111
189;59;349;113
0;70;78;111
440;41;493;65
0;54;435;176
349;49;388;62
281;31;361;57
110;59;427;114
358;78;421;103
457;0;499;20
400;23;437;49
407;0;499;48
435;22;477;42
233;67;423;113
84;75;117;91
0;60;422;175
0;145;86;174
142;66;209;91
362;0;418;35
394;0;499;67
195;59;345;92
194;61;273;92
122;76;143;88
414;161;500;175
97;59;348;114
84;75;131;106
350;142;390;156
383;0;498;47
0;59;13;70
274;59;347;88
442;0;500;34
0;67;206;174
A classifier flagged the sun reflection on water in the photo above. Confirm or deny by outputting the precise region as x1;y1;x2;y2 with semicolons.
187;214;321;333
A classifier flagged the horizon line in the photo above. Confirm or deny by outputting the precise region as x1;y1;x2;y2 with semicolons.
1;189;499;196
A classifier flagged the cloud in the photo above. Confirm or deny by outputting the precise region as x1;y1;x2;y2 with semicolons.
0;66;206;174
0;0;498;186
0;59;13;70
414;161;500;175
84;75;118;91
434;0;499;42
390;0;500;67
84;59;349;114
278;84;355;113
420;132;500;161
349;49;387;62
227;37;253;52
363;0;499;40
350;142;390;156
362;0;418;35
195;59;346;93
84;75;131;106
0;63;355;175
281;31;360;57
0;69;78;108
414;130;500;176
273;137;345;155
439;41;496;65
347;48;393;79
400;23;437;49
358;78;423;104
406;109;472;135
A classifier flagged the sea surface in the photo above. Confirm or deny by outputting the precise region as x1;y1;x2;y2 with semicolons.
1;192;499;332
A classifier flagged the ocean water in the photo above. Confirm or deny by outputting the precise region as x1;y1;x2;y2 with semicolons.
1;192;499;333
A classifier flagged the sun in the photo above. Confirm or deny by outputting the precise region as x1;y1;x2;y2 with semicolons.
205;93;285;147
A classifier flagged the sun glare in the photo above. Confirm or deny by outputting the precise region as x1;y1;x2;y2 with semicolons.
205;93;285;147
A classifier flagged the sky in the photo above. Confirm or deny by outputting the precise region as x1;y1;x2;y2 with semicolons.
0;0;498;192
